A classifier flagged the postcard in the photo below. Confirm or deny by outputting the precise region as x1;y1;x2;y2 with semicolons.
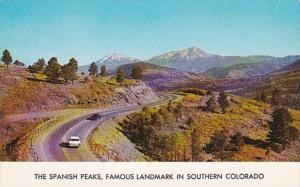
0;1;299;187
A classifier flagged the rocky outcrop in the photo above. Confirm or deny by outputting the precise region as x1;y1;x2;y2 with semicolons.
115;81;159;105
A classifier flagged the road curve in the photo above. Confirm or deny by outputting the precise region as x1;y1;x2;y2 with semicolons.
34;93;178;161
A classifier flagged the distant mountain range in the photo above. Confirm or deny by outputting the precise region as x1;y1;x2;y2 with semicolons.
79;47;300;78
147;47;300;76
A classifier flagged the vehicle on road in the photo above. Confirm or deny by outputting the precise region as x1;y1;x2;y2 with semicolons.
67;136;81;148
87;113;102;120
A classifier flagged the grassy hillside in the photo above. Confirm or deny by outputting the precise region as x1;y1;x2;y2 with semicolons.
120;92;300;161
118;62;208;91
234;60;300;109
0;65;158;160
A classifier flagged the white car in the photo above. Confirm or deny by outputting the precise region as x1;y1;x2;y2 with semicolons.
68;136;81;148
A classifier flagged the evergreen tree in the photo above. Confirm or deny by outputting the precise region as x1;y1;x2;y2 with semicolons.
205;129;230;160
13;60;25;66
267;107;293;151
100;65;107;77
191;128;202;161
68;58;78;84
186;116;194;128
116;68;125;83
261;91;267;102
271;88;281;106
1;49;12;69
230;132;245;151
30;58;45;72
131;64;143;80
206;96;216;112
61;64;73;84
45;57;61;82
174;103;183;122
88;62;98;76
218;92;230;113
166;100;173;112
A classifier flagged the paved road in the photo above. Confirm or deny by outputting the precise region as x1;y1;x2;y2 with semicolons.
34;93;178;161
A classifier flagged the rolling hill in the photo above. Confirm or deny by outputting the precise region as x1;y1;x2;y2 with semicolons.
203;56;300;78
147;47;300;76
117;62;208;91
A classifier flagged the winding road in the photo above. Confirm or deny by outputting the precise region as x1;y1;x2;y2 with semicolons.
33;93;178;161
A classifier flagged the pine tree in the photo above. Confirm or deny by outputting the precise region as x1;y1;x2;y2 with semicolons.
261;91;267;102
45;57;61;82
131;64;143;79
100;65;107;77
267;107;293;151
206;96;216;112
186;116;194;128
271;88;281;106
166;100;173;111
13;60;24;66
174;103;183;122
1;49;12;69
68;58;78;84
116;68;125;83
205;129;230;160
61;64;72;84
218;92;230;113
230;132;244;151
88;62;98;76
191;128;202;161
30;58;45;72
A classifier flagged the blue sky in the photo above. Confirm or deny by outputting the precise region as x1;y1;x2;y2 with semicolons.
0;0;299;66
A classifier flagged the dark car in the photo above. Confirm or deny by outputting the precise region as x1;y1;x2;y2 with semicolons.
87;113;102;120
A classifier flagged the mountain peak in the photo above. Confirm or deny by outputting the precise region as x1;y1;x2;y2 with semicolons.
179;47;211;58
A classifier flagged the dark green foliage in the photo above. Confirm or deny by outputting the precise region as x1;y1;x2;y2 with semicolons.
61;65;72;84
271;88;281;106
186;116;194;128
13;60;24;66
180;88;205;95
45;57;61;82
88;62;98;76
166;100;173;112
100;65;106;77
174;103;183;122
121;105;191;161
116;68;125;83
1;49;12;68
205;129;230;160
131;64;143;80
30;58;45;72
229;132;245;152
68;58;78;84
191;128;203;161
206;96;216;112
218;92;230;113
261;92;268;102
267;107;295;151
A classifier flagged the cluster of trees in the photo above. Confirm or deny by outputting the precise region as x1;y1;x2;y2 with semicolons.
256;88;282;106
115;64;143;83
87;63;143;83
205;130;245;161
1;49;24;67
28;57;78;84
122;101;195;161
205;92;230;113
